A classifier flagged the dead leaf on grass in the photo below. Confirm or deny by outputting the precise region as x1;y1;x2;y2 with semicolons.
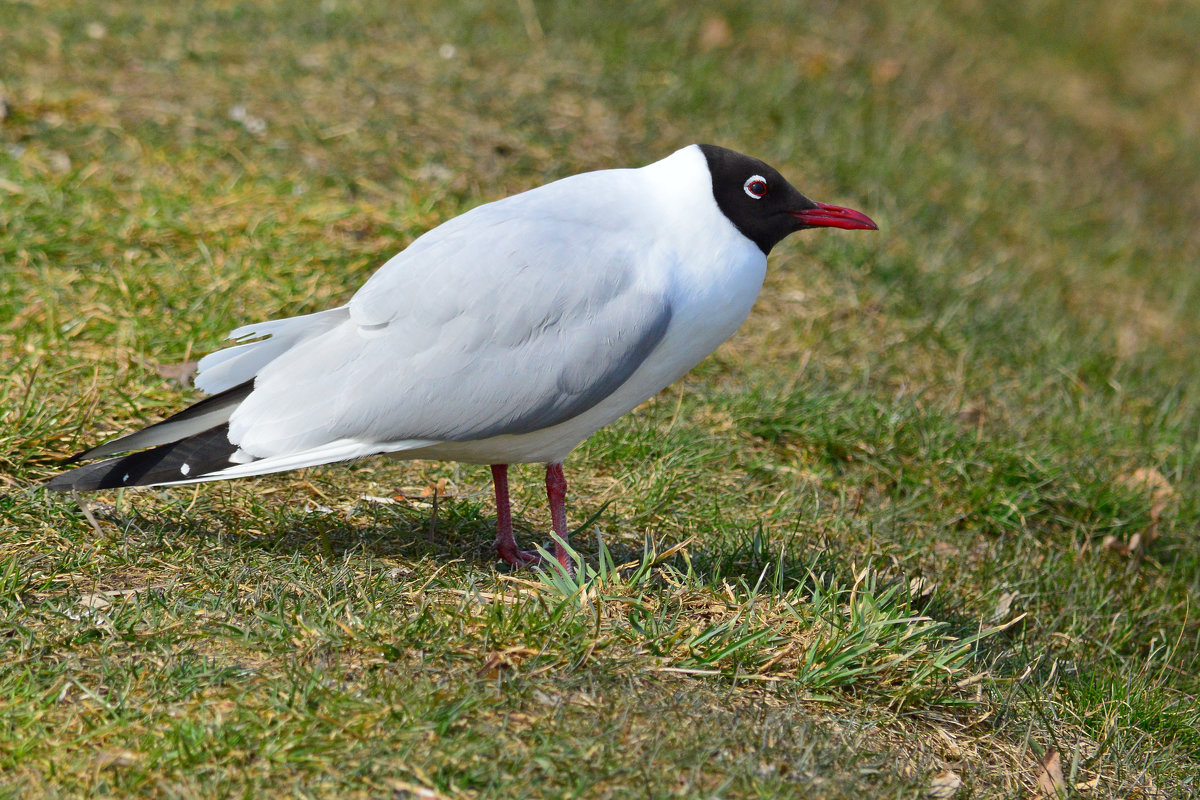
872;58;902;86
477;646;537;677
397;479;455;501
927;769;962;798
93;748;140;769
993;590;1018;621
1036;748;1065;797
932;540;960;558
77;585;165;612
1121;467;1175;517
908;576;936;602
698;15;733;51
421;478;451;498
360;494;399;505
1106;467;1175;555
77;593;113;610
384;780;452;800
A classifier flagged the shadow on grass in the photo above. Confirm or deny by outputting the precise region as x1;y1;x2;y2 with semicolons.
70;486;585;568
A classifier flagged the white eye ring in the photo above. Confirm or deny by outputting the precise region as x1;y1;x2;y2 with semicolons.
743;175;768;199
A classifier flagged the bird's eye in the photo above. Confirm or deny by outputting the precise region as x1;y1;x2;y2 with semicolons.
743;175;768;199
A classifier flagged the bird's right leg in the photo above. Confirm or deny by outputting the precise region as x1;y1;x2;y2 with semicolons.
490;463;538;567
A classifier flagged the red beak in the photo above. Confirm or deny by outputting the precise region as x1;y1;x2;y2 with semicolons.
790;202;878;231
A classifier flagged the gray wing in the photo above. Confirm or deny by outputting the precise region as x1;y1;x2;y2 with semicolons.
226;185;673;458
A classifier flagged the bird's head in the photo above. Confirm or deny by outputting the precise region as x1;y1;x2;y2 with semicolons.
698;144;878;254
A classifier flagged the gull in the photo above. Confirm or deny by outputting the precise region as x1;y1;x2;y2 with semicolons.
47;144;877;569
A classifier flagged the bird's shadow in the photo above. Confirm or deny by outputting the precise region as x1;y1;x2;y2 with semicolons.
75;486;583;569
72;485;833;585
66;487;1001;662
68;485;941;608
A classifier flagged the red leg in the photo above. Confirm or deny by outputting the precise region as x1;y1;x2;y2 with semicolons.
545;463;573;572
491;464;537;567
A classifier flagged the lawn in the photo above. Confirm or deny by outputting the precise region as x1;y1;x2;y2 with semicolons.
2;0;1199;797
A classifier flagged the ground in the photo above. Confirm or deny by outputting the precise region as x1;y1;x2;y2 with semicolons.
2;1;1199;797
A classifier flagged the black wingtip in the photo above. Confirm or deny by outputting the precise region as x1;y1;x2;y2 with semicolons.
60;379;255;464
45;471;80;492
44;423;242;493
45;474;66;492
49;444;133;484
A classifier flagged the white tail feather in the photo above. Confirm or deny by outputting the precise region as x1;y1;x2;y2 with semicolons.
196;307;350;394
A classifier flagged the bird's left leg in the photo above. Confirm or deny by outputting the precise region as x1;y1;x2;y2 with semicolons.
490;463;538;567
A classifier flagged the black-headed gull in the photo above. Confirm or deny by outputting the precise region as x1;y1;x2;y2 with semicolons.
48;145;877;569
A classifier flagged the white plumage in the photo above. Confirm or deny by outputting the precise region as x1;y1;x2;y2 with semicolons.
48;144;877;569
209;145;763;470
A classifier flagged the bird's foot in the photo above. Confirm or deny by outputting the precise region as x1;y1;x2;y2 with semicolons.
493;539;576;576
495;541;541;568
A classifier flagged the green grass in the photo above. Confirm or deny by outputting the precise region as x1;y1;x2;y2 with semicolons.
3;0;1200;796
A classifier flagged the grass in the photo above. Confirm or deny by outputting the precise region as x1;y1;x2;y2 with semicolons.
2;0;1199;796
